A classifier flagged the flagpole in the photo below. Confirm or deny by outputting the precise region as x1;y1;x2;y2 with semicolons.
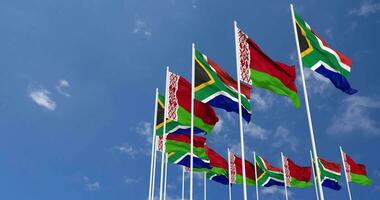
228;148;232;200
151;136;158;200
182;167;185;200
148;88;159;200
190;43;195;200
204;172;207;200
281;152;289;200
163;154;168;200
159;67;170;200
289;4;325;200
253;152;259;200
340;146;353;200
310;151;320;200
233;20;248;200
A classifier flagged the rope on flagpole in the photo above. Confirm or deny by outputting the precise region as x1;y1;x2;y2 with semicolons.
163;154;168;200
289;4;325;200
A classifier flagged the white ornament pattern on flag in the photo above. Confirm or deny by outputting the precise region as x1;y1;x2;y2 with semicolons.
156;136;164;152
238;29;252;85
167;72;179;121
284;157;291;186
229;152;237;184
343;152;351;181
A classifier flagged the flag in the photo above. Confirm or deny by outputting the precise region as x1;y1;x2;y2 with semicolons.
229;152;256;186
342;151;373;186
165;134;211;171
167;71;219;134
283;156;312;188
194;49;252;122
237;27;300;108
205;145;229;185
156;95;204;136
293;11;357;94
318;158;342;190
255;155;284;187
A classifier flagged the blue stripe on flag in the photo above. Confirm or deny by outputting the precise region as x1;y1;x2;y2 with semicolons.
315;65;358;95
263;178;284;187
322;179;342;190
210;175;229;185
208;95;251;122
176;154;212;170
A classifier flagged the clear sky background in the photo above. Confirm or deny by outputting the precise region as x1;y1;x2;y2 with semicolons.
0;0;379;199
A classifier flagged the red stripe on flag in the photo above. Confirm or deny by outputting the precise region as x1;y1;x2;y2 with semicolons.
345;153;368;176
166;134;206;148
247;38;298;93
205;145;228;170
287;158;311;182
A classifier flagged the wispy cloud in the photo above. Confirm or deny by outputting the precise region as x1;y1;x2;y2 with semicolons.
114;143;138;158
272;126;299;152
302;69;330;94
133;19;152;37
350;1;380;16
56;79;71;97
136;122;153;144
244;123;269;140
328;96;380;135
325;27;333;39
29;88;56;111
124;177;141;184
191;0;198;9
251;91;275;111
261;186;292;197
213;119;224;134
83;176;100;191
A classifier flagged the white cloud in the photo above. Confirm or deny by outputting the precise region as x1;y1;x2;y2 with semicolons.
261;186;292;197
328;96;380;135
272;126;299;152
251;91;275;111
83;176;100;191
302;69;330;94
114;143;138;158
56;79;71;97
124;177;141;184
133;19;152;37
136;122;153;144
244;123;269;140
325;27;333;39
350;1;380;16
213;119;223;134
29;88;56;111
191;0;197;9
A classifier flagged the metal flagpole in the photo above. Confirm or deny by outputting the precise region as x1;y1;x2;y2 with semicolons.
148;89;159;200
253;152;259;200
190;43;195;200
204;172;207;200
151;135;158;200
310;151;320;200
228;148;232;200
159;67;170;200
340;146;353;200
233;20;248;200
163;155;168;200
289;4;325;200
281;152;289;200
182;167;185;200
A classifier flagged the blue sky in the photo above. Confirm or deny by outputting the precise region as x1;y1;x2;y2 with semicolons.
0;0;379;199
